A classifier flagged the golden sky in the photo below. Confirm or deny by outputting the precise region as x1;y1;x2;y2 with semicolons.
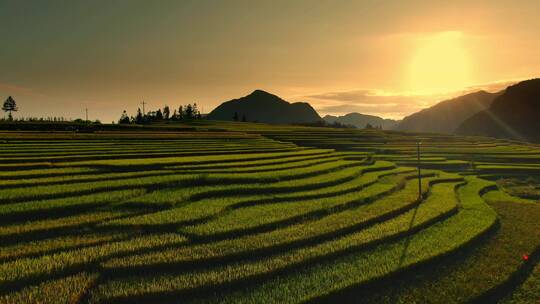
1;0;539;122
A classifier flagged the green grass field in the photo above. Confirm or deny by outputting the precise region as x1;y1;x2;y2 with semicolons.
0;122;538;303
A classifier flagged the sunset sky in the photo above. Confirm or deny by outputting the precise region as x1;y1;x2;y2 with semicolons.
1;0;539;122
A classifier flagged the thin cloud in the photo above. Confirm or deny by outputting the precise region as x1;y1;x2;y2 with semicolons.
308;90;428;119
0;82;44;98
319;103;424;118
306;78;529;119
307;90;383;104
306;89;417;105
462;78;523;93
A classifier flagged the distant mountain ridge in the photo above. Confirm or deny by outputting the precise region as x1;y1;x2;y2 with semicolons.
456;78;540;142
323;113;398;129
206;82;539;143
207;90;321;124
394;90;501;134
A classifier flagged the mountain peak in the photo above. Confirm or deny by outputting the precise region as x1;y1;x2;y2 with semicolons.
250;89;270;95
323;112;398;129
207;90;321;124
248;89;275;98
394;90;500;134
457;78;540;142
244;90;286;103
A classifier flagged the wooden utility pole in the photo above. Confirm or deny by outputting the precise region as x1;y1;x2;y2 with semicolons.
85;108;88;122
417;141;422;200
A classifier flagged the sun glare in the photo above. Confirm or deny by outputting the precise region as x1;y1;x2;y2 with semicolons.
409;31;472;94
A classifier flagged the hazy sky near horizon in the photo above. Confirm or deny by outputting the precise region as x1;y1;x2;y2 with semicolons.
1;0;539;122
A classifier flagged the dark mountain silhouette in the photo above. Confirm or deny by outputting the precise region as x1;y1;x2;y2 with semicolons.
323;113;398;129
207;90;321;124
456;78;540;142
394;90;501;134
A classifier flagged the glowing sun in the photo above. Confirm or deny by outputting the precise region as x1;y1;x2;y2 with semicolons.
409;31;473;93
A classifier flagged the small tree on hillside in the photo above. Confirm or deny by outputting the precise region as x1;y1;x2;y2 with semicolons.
185;104;194;119
241;114;247;122
233;112;239;121
163;105;170;120
118;110;130;124
135;108;144;124
192;103;203;119
178;106;184;120
155;109;163;120
192;103;199;118
2;96;18;121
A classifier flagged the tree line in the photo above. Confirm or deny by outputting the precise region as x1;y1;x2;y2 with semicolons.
364;123;383;130
118;103;203;124
1;96;103;123
232;112;248;122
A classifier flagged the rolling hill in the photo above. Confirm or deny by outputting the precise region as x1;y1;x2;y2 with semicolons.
323;113;398;129
207;90;322;124
456;78;540;142
394;90;501;134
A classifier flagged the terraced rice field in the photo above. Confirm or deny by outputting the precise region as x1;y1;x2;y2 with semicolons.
0;125;538;303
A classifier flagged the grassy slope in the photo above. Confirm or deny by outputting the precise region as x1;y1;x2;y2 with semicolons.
0;272;98;304
171;177;495;304
0;123;539;303
342;189;540;304
88;176;461;302
502;262;540;304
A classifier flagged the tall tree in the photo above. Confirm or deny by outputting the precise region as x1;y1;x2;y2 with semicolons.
178;106;184;120
185;104;194;119
155;109;163;120
192;103;198;117
135;108;144;124
118;110;130;124
163;105;170;120
2;96;18;121
193;103;203;119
